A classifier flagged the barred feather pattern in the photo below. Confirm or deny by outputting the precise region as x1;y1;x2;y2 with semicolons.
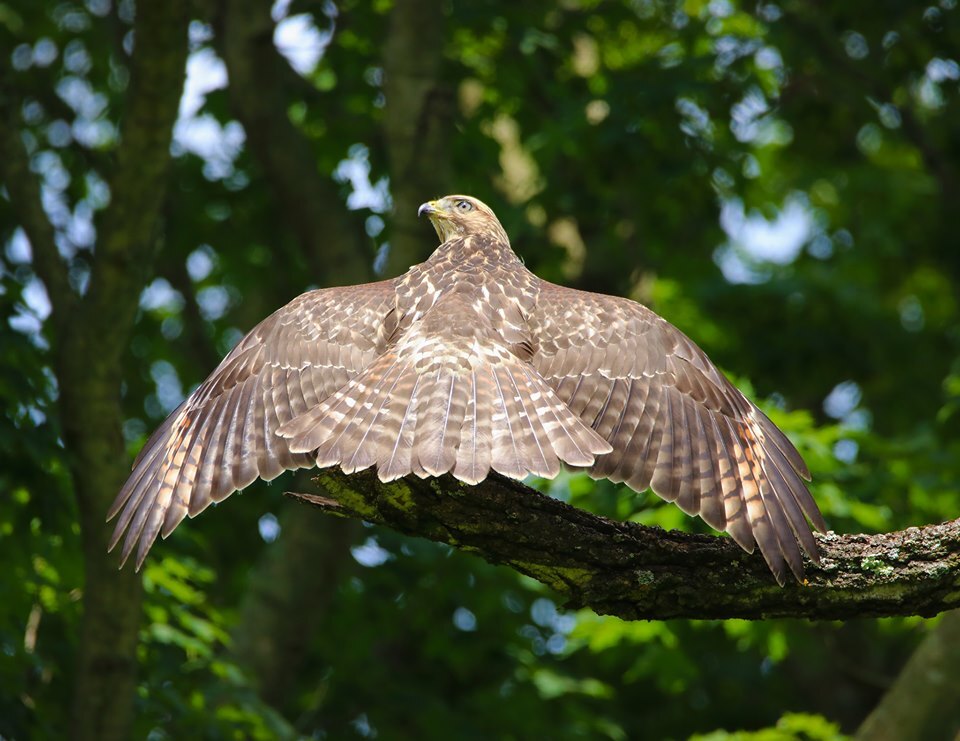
109;194;825;583
107;281;397;570
276;292;611;485
532;284;826;585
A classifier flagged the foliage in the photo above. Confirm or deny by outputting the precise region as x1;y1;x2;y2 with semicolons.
1;0;958;738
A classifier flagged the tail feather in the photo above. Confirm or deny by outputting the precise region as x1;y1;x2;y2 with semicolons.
281;353;406;461
415;366;468;478
489;364;530;479
188;390;237;515
338;359;417;474
453;369;492;484
230;374;260;488
109;446;162;551
710;415;754;553
279;334;610;485
500;365;557;478
378;371;422;481
520;365;612;466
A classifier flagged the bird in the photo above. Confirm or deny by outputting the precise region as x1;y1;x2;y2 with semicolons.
108;194;826;584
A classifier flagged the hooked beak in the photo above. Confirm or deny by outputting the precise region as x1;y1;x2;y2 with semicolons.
418;201;440;218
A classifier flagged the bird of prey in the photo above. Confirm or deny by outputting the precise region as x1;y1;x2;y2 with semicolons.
109;194;826;584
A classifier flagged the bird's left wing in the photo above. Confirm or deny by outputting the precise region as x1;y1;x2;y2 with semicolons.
108;280;397;570
530;280;826;583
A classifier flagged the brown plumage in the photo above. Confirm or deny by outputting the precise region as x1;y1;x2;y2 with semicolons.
108;194;826;584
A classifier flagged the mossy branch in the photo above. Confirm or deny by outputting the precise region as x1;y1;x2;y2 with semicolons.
287;471;960;621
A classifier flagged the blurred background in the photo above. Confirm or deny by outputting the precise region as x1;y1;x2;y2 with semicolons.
1;0;959;738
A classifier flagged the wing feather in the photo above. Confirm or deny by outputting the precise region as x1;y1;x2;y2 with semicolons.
532;280;825;581
673;397;699;516
108;280;397;569
692;406;725;532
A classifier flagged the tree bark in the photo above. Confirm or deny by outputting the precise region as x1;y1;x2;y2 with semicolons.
382;0;454;275
231;494;361;711
63;2;188;733
855;610;960;741
207;0;379;703
1;2;188;738
287;471;960;621
220;0;454;710
214;0;371;286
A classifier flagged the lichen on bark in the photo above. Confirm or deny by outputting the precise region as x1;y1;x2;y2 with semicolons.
288;469;960;622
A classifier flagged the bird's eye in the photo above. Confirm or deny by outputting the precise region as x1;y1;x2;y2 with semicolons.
455;200;473;212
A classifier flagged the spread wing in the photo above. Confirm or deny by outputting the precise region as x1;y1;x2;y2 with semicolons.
531;281;826;584
108;280;397;570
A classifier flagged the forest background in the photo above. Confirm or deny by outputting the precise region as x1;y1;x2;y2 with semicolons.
1;0;959;738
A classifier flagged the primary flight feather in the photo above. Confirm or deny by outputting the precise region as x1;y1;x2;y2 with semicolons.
109;195;826;584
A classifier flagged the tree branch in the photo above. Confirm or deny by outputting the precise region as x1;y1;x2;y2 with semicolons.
163;251;222;372
0;83;76;323
214;0;371;285
287;472;960;621
79;0;190;363
54;3;189;739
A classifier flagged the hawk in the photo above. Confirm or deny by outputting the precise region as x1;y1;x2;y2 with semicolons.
109;195;826;584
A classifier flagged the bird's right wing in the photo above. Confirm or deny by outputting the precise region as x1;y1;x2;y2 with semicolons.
530;280;825;584
108;280;397;570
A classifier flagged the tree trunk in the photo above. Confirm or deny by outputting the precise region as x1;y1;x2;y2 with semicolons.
231;497;361;711
65;0;188;728
224;0;453;709
382;0;454;275
1;1;189;737
855;610;960;741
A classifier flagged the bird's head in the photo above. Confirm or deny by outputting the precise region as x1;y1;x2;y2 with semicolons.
418;195;507;243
